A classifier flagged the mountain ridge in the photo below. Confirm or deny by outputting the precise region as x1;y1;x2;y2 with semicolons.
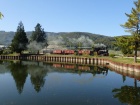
0;31;122;49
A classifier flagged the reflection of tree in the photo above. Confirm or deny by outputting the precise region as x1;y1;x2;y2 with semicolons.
7;61;28;94
91;66;108;76
0;60;3;64
122;75;126;83
112;82;140;105
28;64;47;92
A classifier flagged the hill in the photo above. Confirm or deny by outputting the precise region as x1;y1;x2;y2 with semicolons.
0;31;115;49
58;32;115;48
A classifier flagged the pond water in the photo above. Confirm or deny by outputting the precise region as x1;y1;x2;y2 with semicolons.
0;60;140;105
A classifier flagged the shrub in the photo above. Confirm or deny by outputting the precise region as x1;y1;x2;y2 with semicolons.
109;54;115;58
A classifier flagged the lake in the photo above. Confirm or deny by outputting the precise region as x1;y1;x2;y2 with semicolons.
0;60;139;105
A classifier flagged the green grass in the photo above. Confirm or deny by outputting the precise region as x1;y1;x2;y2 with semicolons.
103;56;140;65
109;50;122;56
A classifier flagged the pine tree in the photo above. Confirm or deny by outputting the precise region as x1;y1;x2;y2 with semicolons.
31;23;46;43
29;23;47;54
11;21;28;54
121;0;140;62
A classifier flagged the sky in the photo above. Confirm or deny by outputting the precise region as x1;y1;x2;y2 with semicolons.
0;0;136;36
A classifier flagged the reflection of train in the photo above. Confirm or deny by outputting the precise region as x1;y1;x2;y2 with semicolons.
52;63;108;74
53;64;91;71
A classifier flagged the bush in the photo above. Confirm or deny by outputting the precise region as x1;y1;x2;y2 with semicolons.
0;50;3;54
126;54;134;57
109;54;115;58
94;52;98;57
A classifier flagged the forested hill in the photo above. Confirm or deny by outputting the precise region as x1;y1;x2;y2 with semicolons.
59;32;115;48
0;31;115;49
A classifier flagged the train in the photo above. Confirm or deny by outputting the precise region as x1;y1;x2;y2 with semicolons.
52;49;92;55
50;49;109;56
42;45;109;56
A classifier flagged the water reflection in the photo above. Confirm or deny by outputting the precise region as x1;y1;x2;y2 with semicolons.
52;63;108;76
111;67;140;104
0;60;140;105
7;61;28;94
122;75;126;83
112;80;140;105
1;60;109;94
27;61;47;92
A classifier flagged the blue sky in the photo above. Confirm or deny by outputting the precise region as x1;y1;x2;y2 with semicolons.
0;0;135;36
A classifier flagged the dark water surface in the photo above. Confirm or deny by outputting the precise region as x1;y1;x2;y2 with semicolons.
0;60;139;105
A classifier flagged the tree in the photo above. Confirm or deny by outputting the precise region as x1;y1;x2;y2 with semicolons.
115;36;133;55
11;21;28;54
0;12;4;19
31;23;46;43
29;23;47;53
121;0;140;62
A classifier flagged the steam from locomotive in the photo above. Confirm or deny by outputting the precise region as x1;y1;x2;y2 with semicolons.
42;35;109;56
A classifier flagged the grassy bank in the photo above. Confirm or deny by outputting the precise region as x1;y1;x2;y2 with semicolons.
100;56;140;65
2;53;140;65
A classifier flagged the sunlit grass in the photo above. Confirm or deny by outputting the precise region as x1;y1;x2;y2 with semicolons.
109;50;122;56
103;56;140;65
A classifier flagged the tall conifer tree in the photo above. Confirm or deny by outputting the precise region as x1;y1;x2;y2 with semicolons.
29;23;47;54
11;21;28;54
121;0;140;62
31;23;46;43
